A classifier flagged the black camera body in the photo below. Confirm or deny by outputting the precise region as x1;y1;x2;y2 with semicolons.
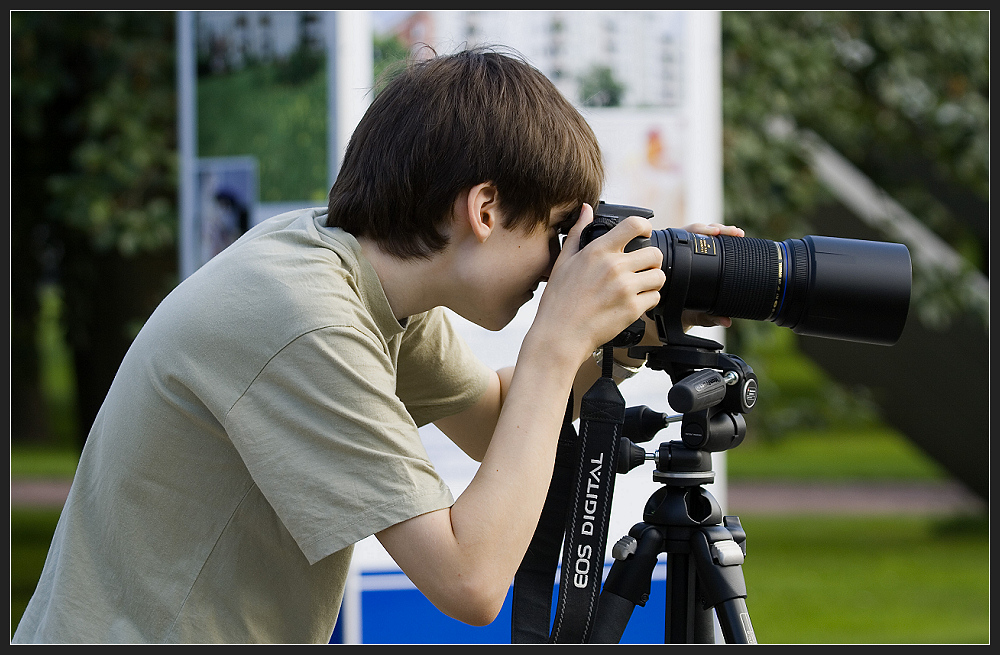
579;202;912;349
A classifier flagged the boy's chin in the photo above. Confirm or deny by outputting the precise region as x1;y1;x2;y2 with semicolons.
471;309;518;333
480;314;515;332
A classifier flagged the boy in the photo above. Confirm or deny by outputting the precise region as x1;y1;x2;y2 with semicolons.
14;47;741;643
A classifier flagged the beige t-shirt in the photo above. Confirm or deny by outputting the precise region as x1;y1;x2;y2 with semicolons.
14;208;493;644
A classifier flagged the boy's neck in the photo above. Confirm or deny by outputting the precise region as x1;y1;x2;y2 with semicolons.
356;236;451;322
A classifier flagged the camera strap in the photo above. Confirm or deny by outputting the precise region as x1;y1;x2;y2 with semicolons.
510;390;578;643
511;345;625;644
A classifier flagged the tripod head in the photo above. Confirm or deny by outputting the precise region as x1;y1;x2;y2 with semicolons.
615;339;758;487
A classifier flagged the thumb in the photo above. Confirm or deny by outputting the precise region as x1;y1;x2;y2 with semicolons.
561;202;595;257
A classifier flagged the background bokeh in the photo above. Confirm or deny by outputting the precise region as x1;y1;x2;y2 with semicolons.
10;10;988;643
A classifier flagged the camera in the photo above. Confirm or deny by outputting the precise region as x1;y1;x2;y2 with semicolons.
578;202;912;347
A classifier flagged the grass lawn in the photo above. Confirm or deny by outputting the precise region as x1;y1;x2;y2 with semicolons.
727;425;948;482
736;513;989;644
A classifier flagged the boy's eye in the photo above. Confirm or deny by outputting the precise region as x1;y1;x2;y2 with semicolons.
558;206;583;235
555;211;581;237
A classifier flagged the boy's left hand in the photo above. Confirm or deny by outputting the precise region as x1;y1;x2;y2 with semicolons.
679;222;745;331
620;221;745;363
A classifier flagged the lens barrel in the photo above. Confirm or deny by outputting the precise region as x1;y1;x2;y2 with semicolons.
651;229;911;346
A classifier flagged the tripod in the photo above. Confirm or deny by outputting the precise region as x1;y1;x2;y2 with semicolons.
511;330;761;644
590;441;755;643
588;339;759;643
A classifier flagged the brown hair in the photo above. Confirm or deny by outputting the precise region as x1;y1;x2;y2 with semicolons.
326;46;604;258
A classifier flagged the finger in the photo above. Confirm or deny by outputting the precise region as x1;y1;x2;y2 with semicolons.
561;202;594;256
680;222;714;235
710;223;745;237
600;214;654;252
624;242;664;272
682;222;745;238
681;311;733;330
632;267;667;294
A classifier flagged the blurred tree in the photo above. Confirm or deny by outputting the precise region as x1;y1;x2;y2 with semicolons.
718;11;989;439
721;10;987;315
11;12;178;448
579;65;626;107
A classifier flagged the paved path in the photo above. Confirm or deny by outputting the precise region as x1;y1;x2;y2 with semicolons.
11;478;987;515
725;479;986;516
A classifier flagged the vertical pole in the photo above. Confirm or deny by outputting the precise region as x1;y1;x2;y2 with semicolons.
681;7;728;512
325;11;373;643
177;10;198;281
325;11;339;192
682;10;722;228
325;11;374;192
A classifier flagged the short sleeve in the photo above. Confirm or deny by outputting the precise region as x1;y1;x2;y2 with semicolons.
225;325;454;565
395;307;493;427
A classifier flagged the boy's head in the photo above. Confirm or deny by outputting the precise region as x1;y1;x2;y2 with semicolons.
326;46;605;259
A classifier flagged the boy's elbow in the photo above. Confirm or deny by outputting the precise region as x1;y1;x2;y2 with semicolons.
438;577;508;627
451;596;505;628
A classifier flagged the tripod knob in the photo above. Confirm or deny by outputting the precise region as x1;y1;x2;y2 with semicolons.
668;368;727;413
617;438;648;474
624;405;679;443
611;535;637;561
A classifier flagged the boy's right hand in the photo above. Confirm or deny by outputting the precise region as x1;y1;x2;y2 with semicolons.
529;203;666;371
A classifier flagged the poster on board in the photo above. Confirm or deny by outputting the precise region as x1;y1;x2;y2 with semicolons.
582;108;690;229
194;156;258;269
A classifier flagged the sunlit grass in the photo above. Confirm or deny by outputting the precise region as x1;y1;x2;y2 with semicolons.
734;514;989;644
727;426;947;481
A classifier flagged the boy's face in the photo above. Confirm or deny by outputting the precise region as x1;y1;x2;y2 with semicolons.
453;202;580;331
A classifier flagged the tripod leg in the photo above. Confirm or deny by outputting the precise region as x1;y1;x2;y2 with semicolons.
664;553;717;643
591;525;663;644
690;525;756;644
716;597;757;644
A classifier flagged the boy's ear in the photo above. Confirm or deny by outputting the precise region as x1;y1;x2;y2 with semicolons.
465;182;498;243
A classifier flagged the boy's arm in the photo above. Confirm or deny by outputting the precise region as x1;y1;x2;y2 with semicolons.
376;207;664;626
432;356;601;463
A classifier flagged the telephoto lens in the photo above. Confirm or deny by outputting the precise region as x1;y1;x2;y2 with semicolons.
583;202;912;346
650;228;912;345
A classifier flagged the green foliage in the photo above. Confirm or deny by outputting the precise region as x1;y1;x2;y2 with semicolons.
272;45;325;86
13;12;179;257
11;11;181;446
720;11;989;438
34;285;79;448
197;64;329;203
721;12;987;306
578;65;626;107
721;11;988;240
